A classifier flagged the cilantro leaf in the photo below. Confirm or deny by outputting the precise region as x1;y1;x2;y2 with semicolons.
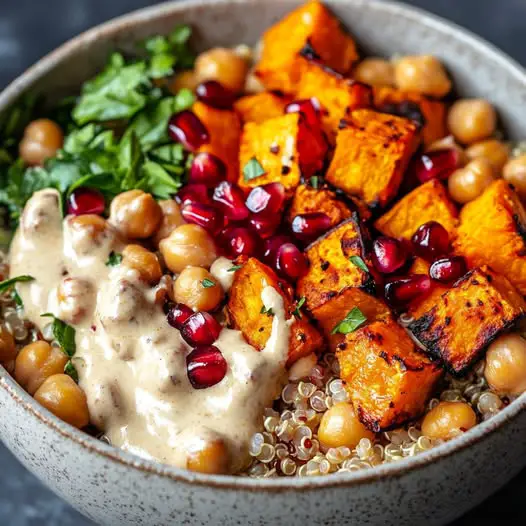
293;297;306;319
243;157;266;182
41;313;76;357
106;251;123;266
260;305;275;317
227;264;243;272
0;275;34;294
201;278;216;288
141;161;182;199
331;307;367;335
349;255;369;273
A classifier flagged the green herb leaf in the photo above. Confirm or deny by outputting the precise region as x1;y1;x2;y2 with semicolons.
227;264;243;272
310;176;319;189
41;313;76;357
260;305;275;317
141;161;182;199
64;360;79;383
331;307;367;335
349;255;369;273
201;278;216;288
106;251;123;266
292;297;306;319
243;157;266;182
0;275;34;294
11;289;23;308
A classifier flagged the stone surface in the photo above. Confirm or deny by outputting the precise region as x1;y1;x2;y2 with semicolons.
0;0;524;524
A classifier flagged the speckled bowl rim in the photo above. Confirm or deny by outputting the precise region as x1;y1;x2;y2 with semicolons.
0;0;525;492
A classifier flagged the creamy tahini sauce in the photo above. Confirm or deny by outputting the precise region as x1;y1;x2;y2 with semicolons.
9;189;291;472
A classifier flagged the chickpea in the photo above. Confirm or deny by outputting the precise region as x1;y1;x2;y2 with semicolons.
448;158;494;204
466;139;510;173
68;214;108;240
244;69;265;94
34;374;90;429
354;58;395;87
15;341;68;395
109;190;162;239
174;266;224;312
503;155;526;200
0;325;16;364
318;402;374;449
421;401;477;440
195;47;249;93
153;199;185;247
122;244;162;284
57;277;93;324
170;70;199;93
160;224;217;273
19;119;64;166
394;55;451;98
484;333;526;395
186;437;229;474
447;99;497;145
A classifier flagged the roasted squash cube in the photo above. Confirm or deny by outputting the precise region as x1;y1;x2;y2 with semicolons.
326;109;419;208
374;86;447;146
234;92;289;124
454;180;526;295
409;266;526;375
255;0;359;93
295;59;372;142
337;316;443;432
193;101;241;182
227;257;323;365
375;180;458;241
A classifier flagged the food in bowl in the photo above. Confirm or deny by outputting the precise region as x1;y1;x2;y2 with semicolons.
1;0;526;478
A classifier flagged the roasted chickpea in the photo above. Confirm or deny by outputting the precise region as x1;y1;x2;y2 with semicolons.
122;244;162;284
174;266;224;312
170;70;199;93
15;341;68;395
394;55;451;97
244;69;265;94
153;199;185;247
195;47;249;93
354;58;395;87
109;190;162;239
447;99;497;145
34;374;89;429
421;401;477;440
68;214;107;240
503;155;526;200
19;119;64;166
186;437;229;474
318;402;374;449
484;333;526;395
57;277;93;324
465;139;510;173
0;325;15;364
159;224;218;273
448;158;494;204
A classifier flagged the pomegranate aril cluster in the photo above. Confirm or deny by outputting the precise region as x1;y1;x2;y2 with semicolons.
186;345;227;389
189;152;226;187
168;110;209;152
429;256;467;283
213;181;249;221
67;187;105;216
196;80;236;110
291;213;331;242
385;275;432;309
180;312;221;346
167;303;193;329
411;148;460;183
371;236;408;275
411;221;450;261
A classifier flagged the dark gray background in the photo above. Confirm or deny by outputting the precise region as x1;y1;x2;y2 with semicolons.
0;0;525;524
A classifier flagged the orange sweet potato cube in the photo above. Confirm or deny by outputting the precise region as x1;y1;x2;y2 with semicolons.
295;59;372;142
255;0;359;93
375;180;458;241
409;266;526;374
454;180;526;295
193;101;241;182
326;109;419;208
234;92;289;124
337;316;443;431
227;257;324;366
374;86;447;146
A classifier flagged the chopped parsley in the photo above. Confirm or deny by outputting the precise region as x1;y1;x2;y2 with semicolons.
260;305;275;317
0;275;34;294
349;255;369;273
331;307;367;335
41;313;76;358
293;297;306;319
201;278;216;288
227;264;243;272
243;157;266;182
106;251;123;267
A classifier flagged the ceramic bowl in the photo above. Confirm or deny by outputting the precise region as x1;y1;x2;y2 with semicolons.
0;1;525;525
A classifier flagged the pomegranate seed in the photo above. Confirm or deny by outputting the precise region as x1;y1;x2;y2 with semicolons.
196;80;236;110
176;183;211;205
412;221;450;261
429;256;467;283
285;98;322;129
67;188;105;216
276;243;308;281
221;226;260;258
245;183;286;216
249;214;280;239
371;236;408;275
180;312;221;346
186;345;227;389
181;202;224;234
212;181;249;221
263;235;294;266
167;303;194;329
291;212;331;241
168;110;209;152
297;119;328;178
412;149;460;183
189;152;226;187
384;274;432;308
